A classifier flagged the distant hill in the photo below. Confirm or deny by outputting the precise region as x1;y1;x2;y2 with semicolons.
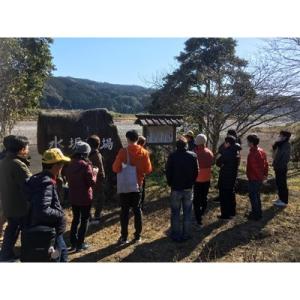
41;76;153;113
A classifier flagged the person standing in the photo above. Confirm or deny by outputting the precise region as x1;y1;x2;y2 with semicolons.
0;146;7;240
113;130;152;245
137;135;147;211
246;134;268;221
213;129;242;204
184;130;196;151
193;134;214;226
227;129;242;147
87;135;106;223
272;131;291;207
65;141;97;252
24;148;70;262
0;135;32;262
166;137;199;242
216;135;241;219
218;129;242;164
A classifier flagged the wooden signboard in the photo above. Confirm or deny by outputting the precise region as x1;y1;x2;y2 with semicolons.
135;114;184;146
145;125;174;145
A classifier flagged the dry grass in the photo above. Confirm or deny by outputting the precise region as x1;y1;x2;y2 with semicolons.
60;169;299;263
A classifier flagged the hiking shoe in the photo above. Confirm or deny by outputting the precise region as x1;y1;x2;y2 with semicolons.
118;237;129;246
273;200;287;207
133;236;142;244
68;245;77;252
76;243;89;252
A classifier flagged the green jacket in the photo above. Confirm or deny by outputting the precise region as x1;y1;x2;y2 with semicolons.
0;153;32;218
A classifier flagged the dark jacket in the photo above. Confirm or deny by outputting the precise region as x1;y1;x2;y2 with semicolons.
0;153;32;218
0;150;6;215
89;149;105;191
272;140;291;170
65;158;96;206
24;171;66;235
216;144;241;189
0;150;6;160
188;139;196;152
166;148;199;191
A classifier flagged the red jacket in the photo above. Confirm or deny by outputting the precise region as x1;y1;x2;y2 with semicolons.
247;146;268;181
65;158;96;206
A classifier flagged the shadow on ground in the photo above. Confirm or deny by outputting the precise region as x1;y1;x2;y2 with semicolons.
64;195;171;247
194;205;282;262
121;219;224;262
70;197;221;262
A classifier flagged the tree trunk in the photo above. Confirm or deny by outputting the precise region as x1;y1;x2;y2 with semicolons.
211;131;221;155
198;122;203;132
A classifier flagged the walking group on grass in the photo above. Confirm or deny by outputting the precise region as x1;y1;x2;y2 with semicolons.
0;127;292;262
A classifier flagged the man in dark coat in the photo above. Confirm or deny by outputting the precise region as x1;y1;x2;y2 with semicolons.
165;136;199;242
272;130;291;207
0;147;7;240
25;148;71;262
216;135;241;219
0;135;31;262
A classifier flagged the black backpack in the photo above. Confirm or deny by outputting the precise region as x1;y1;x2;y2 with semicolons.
20;225;56;262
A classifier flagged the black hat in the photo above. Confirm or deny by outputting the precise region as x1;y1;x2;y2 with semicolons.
280;131;292;140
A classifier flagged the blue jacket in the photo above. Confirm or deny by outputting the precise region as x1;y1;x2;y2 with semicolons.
24;171;66;235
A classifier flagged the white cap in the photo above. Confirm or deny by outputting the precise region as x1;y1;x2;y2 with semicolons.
195;134;207;145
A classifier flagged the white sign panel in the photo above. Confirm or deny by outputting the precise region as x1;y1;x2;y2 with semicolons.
147;126;173;144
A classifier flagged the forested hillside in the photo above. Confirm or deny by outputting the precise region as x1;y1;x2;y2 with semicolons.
41;76;153;113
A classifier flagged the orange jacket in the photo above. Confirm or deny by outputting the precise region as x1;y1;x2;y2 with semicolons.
194;145;214;182
112;144;152;187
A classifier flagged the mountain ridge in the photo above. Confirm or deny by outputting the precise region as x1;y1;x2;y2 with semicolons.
41;76;153;113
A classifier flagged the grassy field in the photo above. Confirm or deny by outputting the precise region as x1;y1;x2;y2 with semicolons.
1;119;299;262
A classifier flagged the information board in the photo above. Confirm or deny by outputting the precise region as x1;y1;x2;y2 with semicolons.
146;126;174;144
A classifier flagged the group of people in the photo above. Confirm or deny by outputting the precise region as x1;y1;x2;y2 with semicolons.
0;127;292;261
0;134;106;262
165;129;291;242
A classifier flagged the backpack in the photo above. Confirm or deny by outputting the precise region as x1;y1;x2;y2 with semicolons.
21;225;56;262
21;176;59;262
117;148;139;194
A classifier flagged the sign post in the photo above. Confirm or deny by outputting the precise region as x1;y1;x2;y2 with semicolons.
134;114;184;148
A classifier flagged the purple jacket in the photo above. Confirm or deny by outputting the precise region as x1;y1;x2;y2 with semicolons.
65;159;96;206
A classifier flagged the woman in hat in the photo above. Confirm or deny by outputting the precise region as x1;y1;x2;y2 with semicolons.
65;141;97;252
184;130;196;151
